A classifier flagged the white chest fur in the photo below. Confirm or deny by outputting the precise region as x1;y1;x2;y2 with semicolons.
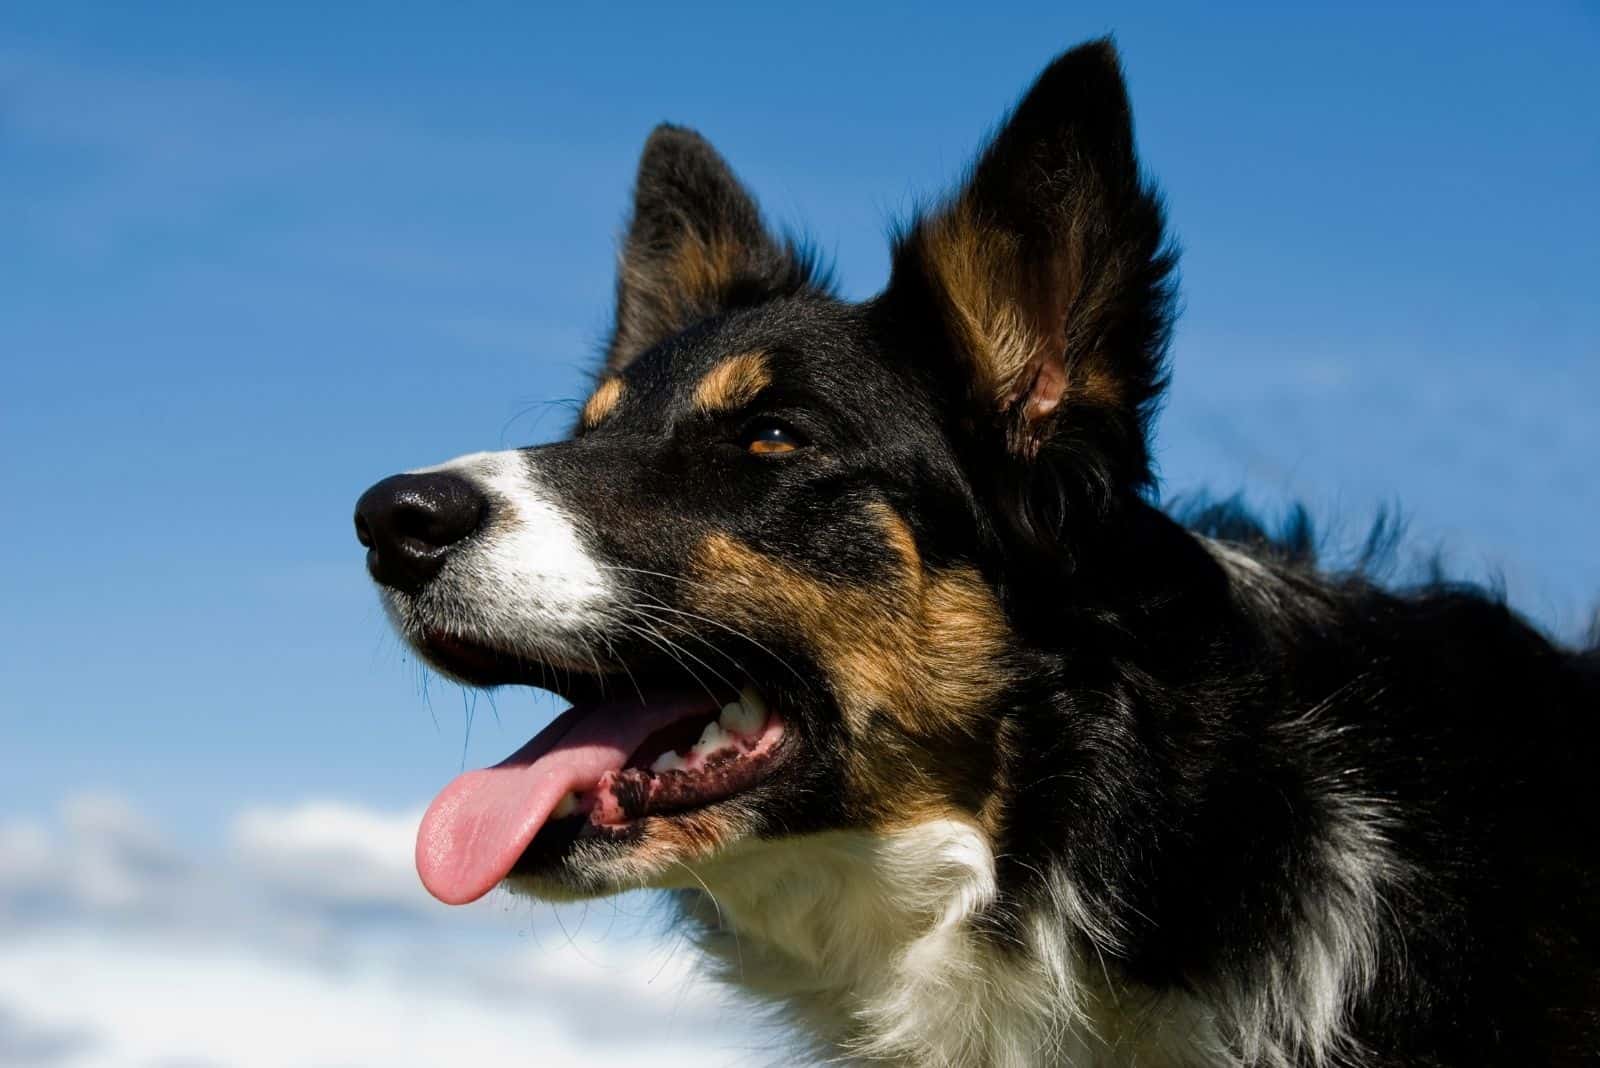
682;821;1148;1066
678;817;1374;1067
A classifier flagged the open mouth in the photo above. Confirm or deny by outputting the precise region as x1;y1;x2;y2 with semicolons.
413;632;787;905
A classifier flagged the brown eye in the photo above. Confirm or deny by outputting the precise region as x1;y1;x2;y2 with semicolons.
742;422;803;456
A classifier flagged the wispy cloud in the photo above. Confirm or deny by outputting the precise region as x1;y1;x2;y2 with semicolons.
0;1002;98;1067
231;800;427;915
0;794;777;1068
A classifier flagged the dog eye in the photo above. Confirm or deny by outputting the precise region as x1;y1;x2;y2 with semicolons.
741;421;804;456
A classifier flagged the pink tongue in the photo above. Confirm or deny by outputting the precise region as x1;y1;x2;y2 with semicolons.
415;693;714;905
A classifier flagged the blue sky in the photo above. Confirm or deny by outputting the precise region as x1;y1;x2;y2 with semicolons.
1;4;1596;1064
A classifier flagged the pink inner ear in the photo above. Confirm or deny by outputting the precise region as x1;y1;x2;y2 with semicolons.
1022;357;1068;422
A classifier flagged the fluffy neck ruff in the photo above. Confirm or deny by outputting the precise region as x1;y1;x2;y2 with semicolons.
683;819;1075;1065
677;816;1382;1067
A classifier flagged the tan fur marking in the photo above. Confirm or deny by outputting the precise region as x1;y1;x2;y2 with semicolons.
671;230;744;307
625;231;744;328
638;806;751;879
922;205;1041;404
579;376;625;429
689;506;1016;823
691;524;1010;737
870;501;923;573
1073;362;1123;408
610;230;753;373
693;351;772;414
917;195;1128;435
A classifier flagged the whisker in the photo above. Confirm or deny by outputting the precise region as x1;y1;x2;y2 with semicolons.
595;621;648;705
612;619;724;708
672;860;744;985
628;606;754;680
624;614;743;698
633;602;810;687
596;563;719;590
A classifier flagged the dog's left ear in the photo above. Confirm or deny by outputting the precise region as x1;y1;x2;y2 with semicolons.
884;39;1177;494
605;125;824;372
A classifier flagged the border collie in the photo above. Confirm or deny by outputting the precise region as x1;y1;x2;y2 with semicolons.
353;39;1600;1066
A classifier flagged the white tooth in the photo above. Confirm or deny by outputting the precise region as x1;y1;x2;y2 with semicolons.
739;687;768;720
651;750;687;773
718;701;758;736
692;720;729;755
718;689;767;736
719;701;750;732
552;792;578;819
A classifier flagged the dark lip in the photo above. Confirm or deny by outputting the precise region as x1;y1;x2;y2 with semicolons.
419;631;617;699
417;629;776;711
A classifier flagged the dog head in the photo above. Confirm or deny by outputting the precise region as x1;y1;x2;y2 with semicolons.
354;39;1176;905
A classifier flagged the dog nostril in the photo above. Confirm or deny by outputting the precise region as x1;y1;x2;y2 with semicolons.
353;472;487;592
393;499;467;550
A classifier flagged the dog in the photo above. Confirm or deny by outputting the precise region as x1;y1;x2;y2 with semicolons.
353;38;1600;1066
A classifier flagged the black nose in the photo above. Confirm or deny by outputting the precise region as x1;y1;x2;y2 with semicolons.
354;473;487;593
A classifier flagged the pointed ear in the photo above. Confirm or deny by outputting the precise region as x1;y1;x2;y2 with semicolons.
606;125;826;372
885;39;1177;491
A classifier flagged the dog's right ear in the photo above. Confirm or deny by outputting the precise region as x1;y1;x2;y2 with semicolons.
605;125;824;372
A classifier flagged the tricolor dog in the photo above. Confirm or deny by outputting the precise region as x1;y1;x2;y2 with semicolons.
354;39;1600;1066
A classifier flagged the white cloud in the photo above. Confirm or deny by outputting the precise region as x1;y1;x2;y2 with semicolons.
0;794;192;924
0;794;784;1068
0;1000;98;1066
0;932;759;1068
0;820;53;890
231;800;426;913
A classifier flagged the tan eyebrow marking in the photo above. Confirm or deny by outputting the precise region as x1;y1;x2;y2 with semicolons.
579;377;625;429
692;351;771;414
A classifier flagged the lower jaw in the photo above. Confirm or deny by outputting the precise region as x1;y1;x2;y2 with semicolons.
505;737;793;895
505;833;646;900
505;810;737;900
